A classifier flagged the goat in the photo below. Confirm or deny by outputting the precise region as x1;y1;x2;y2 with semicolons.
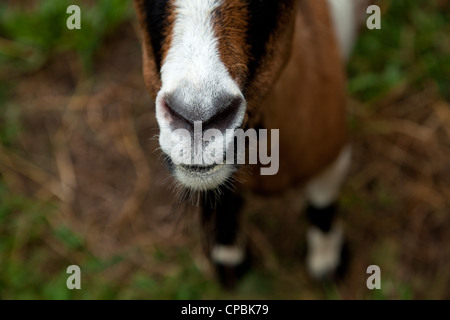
134;0;367;287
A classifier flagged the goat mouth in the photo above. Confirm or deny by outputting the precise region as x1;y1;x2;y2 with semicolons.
178;163;223;175
164;157;236;191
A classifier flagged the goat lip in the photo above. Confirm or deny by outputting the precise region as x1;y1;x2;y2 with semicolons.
172;162;236;191
178;163;222;174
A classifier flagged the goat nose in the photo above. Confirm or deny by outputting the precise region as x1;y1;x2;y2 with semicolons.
163;90;244;132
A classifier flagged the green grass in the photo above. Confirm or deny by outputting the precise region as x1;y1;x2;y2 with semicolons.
348;0;450;101
0;0;133;76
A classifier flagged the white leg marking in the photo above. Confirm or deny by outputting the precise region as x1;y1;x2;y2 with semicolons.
306;224;344;279
211;244;245;266
305;145;351;278
306;145;352;209
327;0;358;61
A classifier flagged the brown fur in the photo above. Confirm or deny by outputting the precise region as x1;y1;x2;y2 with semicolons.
160;1;177;69
212;1;250;87
133;0;176;98
134;0;160;98
238;0;348;193
243;0;297;129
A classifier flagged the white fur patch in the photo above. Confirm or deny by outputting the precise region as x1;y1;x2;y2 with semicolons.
154;0;246;191
306;225;344;279
306;145;352;209
211;244;245;266
157;0;243;126
327;0;358;61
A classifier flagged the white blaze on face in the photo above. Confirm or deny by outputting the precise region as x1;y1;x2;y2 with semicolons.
155;0;246;191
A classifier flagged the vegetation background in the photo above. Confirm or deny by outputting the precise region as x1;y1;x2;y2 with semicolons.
0;0;449;299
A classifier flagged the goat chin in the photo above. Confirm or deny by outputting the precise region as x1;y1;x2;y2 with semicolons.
168;160;237;192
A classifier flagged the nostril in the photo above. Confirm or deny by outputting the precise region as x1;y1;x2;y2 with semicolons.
162;90;245;133
163;96;194;131
203;95;243;132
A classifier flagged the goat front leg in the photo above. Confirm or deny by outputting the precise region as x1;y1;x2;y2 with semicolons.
305;144;352;279
201;187;250;289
